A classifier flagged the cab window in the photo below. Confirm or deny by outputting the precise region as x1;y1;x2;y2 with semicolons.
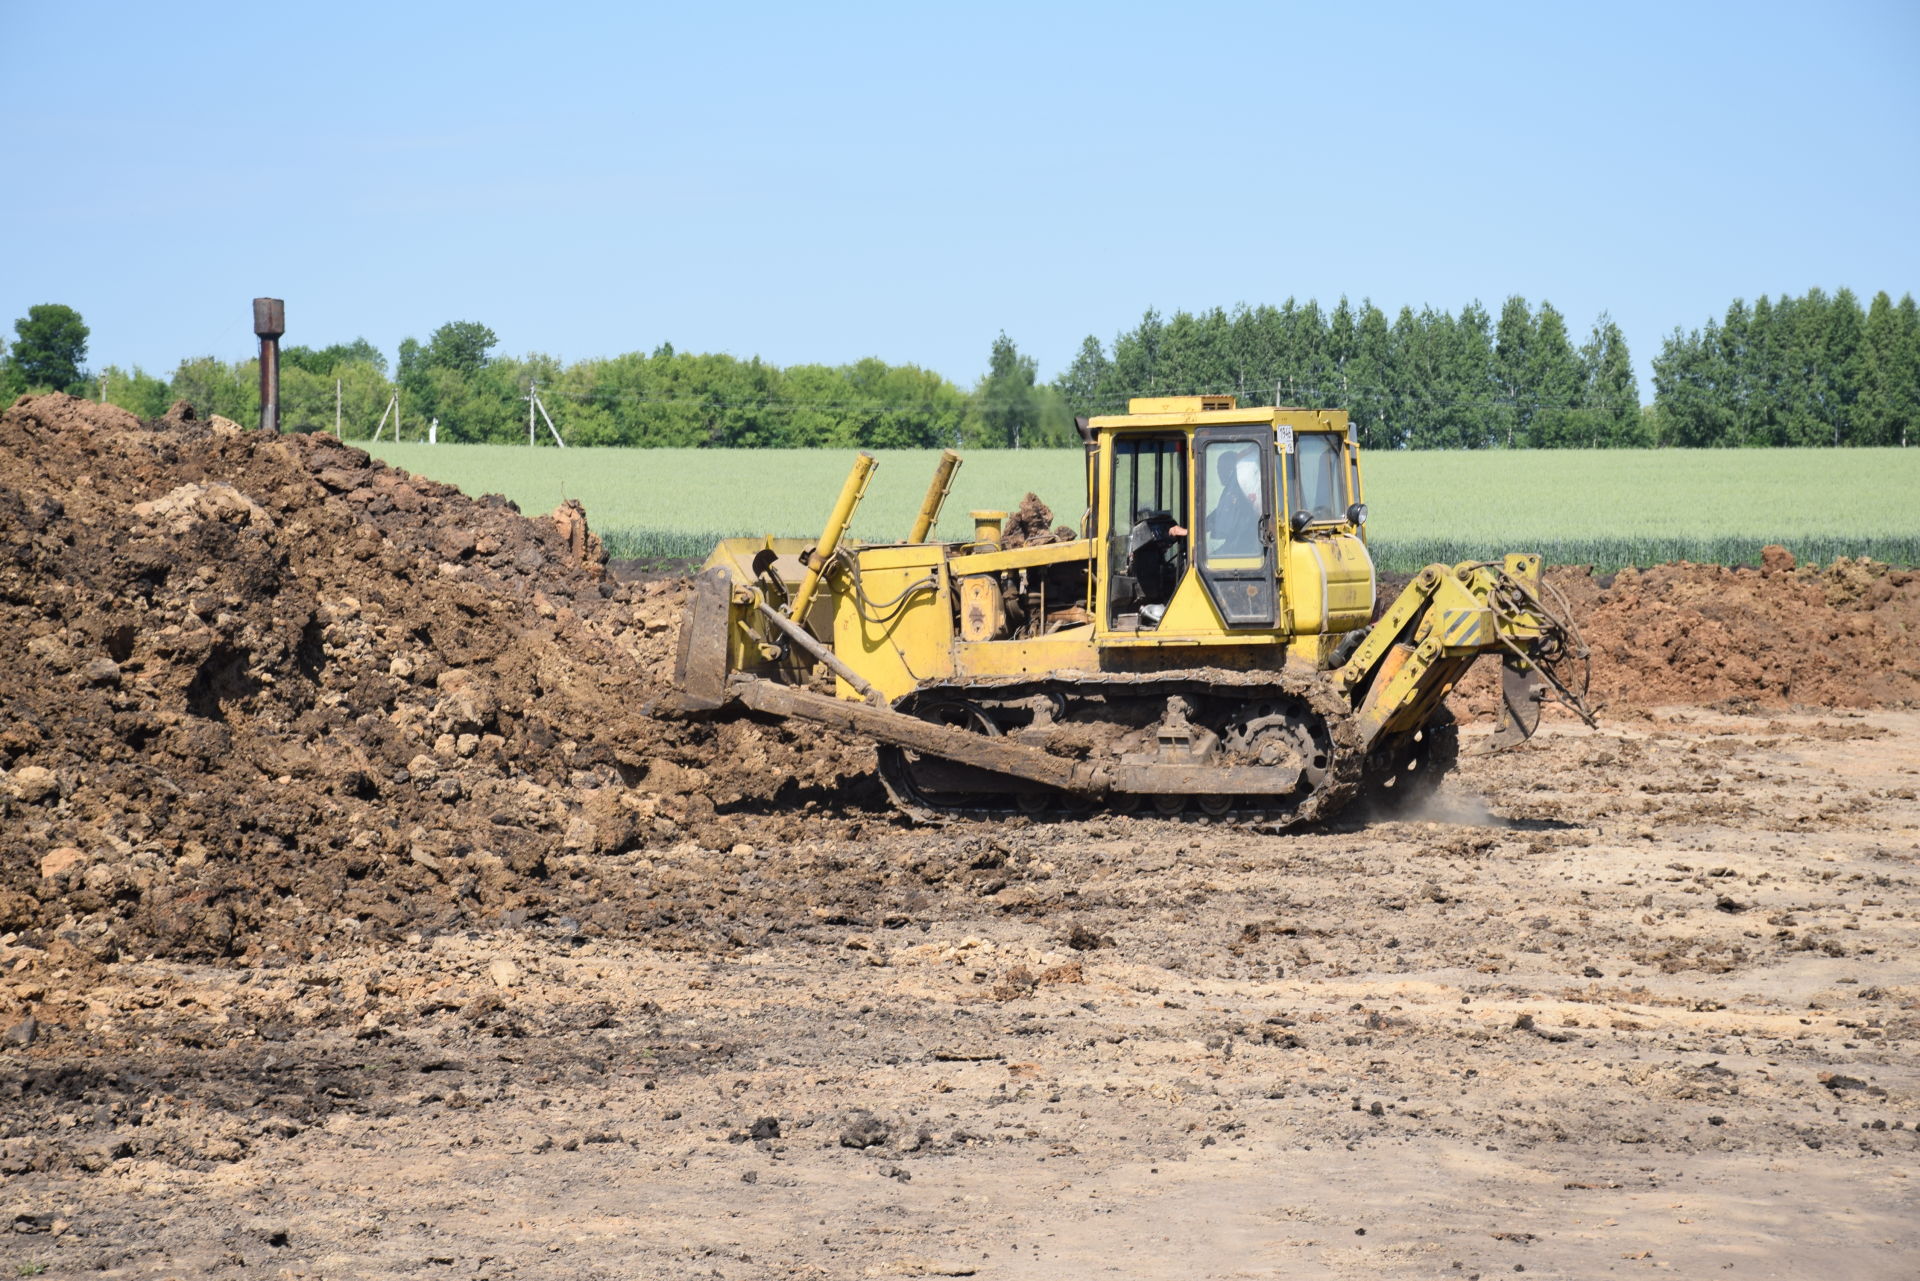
1199;439;1265;562
1283;432;1347;524
1106;436;1188;625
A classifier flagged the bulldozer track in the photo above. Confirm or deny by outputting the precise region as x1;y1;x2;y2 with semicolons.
876;666;1367;830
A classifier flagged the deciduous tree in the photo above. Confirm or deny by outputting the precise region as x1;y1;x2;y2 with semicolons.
426;321;500;376
1058;335;1113;417
973;331;1039;448
1576;314;1640;446
95;364;173;419
1524;302;1582;448
7;303;89;393
1493;296;1533;446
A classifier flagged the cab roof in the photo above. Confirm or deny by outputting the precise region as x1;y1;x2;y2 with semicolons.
1086;396;1350;434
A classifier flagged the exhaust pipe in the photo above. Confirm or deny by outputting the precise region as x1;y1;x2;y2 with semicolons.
907;449;962;543
252;297;284;433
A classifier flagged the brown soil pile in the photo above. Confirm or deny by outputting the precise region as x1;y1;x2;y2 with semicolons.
0;395;870;964
1453;553;1920;718
1000;491;1077;548
1569;555;1920;709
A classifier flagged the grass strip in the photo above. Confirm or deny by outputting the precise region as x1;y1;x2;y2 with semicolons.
599;529;1920;574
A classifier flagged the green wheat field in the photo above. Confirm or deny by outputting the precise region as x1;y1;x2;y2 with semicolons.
362;443;1920;573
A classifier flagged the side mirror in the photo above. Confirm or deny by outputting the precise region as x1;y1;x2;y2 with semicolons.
1288;509;1313;534
1346;502;1367;527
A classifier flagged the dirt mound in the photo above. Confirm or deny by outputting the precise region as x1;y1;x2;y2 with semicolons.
0;395;870;963
1573;556;1920;709
1452;553;1920;719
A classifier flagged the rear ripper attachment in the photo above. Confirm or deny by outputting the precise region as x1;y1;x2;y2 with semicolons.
1336;555;1596;809
670;400;1597;825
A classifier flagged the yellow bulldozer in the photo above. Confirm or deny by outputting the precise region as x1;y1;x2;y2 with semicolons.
672;396;1594;825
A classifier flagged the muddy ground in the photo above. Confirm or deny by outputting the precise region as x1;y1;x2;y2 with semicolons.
2;396;1917;1278
5;711;1917;1279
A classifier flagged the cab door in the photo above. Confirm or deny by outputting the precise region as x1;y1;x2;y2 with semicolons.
1191;427;1278;627
1099;433;1189;631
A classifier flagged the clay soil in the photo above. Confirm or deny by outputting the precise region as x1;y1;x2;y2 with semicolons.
2;395;1917;1279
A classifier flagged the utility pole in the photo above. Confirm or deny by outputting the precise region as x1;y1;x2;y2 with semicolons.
526;381;565;447
372;389;400;442
335;378;342;439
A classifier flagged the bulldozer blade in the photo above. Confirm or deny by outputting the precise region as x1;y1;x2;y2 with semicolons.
1489;653;1546;751
735;678;1096;793
670;566;735;712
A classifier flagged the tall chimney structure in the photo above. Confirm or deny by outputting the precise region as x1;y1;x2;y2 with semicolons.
252;297;285;433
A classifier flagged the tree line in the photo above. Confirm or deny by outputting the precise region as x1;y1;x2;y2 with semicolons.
1059;298;1641;449
1651;288;1918;447
19;317;1076;450
4;290;1915;448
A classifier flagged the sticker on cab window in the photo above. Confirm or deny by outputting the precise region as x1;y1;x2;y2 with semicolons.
1276;425;1294;452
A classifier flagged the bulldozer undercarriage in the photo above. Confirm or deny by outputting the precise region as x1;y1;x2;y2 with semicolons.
870;670;1368;828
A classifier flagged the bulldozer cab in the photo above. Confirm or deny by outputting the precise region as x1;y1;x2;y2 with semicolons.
1090;397;1371;645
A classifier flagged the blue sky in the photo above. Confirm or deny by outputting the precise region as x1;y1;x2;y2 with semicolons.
3;0;1915;394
